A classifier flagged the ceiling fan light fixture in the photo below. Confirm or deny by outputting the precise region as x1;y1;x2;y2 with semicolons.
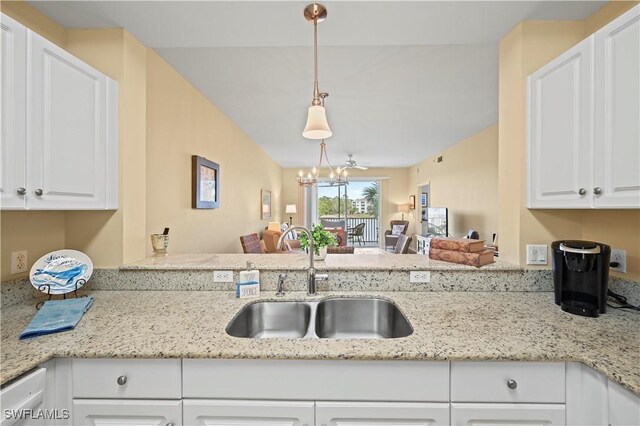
303;105;332;139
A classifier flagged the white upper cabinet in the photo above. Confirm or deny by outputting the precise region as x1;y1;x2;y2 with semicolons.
0;13;27;209
527;37;594;209
594;5;640;208
527;5;640;209
0;13;118;211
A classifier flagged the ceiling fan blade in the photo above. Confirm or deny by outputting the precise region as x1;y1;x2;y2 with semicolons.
355;165;368;170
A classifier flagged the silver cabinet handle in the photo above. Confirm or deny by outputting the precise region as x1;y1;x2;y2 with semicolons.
34;189;43;196
116;375;127;386
578;188;586;196
507;379;517;389
593;187;602;195
17;187;27;195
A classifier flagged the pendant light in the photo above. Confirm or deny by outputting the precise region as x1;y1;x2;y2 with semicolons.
298;93;347;188
302;3;332;140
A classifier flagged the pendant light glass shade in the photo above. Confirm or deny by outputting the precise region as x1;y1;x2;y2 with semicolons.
303;105;332;139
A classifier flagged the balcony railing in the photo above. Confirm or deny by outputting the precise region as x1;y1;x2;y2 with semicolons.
320;216;379;246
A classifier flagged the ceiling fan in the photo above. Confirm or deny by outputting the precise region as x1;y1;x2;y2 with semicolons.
342;154;370;170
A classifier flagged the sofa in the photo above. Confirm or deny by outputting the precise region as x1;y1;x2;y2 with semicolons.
262;229;301;253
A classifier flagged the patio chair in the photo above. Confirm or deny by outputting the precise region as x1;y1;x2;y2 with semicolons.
347;222;366;246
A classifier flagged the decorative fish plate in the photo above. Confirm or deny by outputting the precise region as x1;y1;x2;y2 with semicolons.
30;250;93;295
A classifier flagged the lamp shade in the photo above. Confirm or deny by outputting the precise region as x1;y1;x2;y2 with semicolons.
303;105;332;139
397;203;410;213
286;204;297;214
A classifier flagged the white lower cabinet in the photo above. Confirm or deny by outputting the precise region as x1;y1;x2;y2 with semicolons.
183;399;314;425
0;368;47;426
8;359;639;426
450;403;566;425
316;401;450;425
608;379;640;426
72;399;182;426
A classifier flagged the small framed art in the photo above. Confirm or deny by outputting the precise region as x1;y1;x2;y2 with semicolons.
192;155;220;209
261;189;272;220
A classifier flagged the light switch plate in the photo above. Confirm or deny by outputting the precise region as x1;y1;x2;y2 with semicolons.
213;270;234;282
410;271;431;283
526;244;548;265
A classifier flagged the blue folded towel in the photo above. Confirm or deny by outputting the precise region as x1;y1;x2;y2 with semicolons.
20;297;94;340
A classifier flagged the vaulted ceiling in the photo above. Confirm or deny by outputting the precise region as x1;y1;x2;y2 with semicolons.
30;1;605;167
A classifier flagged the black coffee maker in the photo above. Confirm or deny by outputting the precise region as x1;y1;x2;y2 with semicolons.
552;240;611;317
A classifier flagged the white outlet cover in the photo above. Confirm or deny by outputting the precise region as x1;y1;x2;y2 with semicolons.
610;249;627;274
410;271;431;283
213;270;234;282
526;244;548;265
11;250;28;274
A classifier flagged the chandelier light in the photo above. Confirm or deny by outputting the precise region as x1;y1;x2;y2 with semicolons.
297;141;348;188
302;3;332;140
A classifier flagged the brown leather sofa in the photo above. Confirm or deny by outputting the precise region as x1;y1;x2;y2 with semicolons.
262;229;301;253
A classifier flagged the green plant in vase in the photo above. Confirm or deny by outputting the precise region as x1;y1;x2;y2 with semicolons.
299;224;337;256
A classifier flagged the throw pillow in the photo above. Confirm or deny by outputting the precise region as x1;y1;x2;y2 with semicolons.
392;224;405;235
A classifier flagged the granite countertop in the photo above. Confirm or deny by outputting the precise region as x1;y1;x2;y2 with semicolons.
1;290;638;394
122;253;519;271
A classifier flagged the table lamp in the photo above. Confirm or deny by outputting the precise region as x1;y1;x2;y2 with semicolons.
397;204;410;221
286;204;297;226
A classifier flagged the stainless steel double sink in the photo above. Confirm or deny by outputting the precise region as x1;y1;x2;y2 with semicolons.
226;297;413;339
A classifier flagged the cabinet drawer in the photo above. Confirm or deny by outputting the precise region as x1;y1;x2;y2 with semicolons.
451;361;565;403
72;359;181;399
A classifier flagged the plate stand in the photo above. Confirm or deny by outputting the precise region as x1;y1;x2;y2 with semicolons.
35;279;87;310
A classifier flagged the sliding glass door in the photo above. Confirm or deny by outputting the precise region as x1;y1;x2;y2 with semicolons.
314;180;380;247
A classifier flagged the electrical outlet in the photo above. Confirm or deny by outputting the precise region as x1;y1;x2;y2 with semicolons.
526;244;548;265
11;250;28;274
410;271;431;283
610;249;627;274
213;270;234;282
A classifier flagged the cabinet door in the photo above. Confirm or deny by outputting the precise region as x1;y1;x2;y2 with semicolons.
73;399;181;426
0;368;46;426
316;401;450;425
183;399;314;426
594;5;640;208
527;37;594;209
608;379;640;426
27;31;115;210
451;403;565;425
0;13;27;210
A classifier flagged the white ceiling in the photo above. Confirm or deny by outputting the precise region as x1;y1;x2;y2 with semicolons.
30;1;605;168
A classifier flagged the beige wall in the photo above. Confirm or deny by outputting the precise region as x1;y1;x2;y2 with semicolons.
0;4;283;280
409;124;499;242
0;1;68;280
498;1;640;281
146;51;282;254
0;0;65;47
281;168;409;245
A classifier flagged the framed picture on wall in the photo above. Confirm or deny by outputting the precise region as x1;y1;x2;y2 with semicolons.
421;193;428;207
192;155;220;209
409;195;416;210
261;189;272;220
